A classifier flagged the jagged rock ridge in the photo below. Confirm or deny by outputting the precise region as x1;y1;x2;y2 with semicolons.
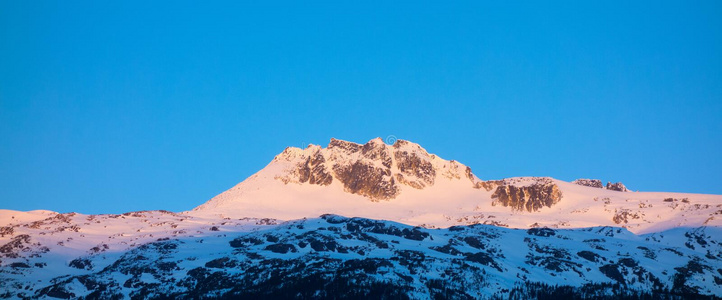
274;138;474;201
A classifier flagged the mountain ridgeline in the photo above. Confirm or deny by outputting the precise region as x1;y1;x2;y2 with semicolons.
1;138;721;299
274;138;472;200
242;138;569;212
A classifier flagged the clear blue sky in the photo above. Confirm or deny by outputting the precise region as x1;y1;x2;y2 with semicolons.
1;1;720;214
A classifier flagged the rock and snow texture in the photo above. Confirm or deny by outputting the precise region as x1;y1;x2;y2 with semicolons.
572;179;605;189
572;179;631;192
1;214;721;299
192;138;722;234
0;210;279;298
1;137;722;299
606;181;631;192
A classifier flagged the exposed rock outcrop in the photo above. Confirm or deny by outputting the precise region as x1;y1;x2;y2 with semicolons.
573;179;630;192
275;147;333;186
612;209;641;224
464;167;474;181
474;180;504;192
273;138;478;201
327;138;362;154
572;179;603;189
334;161;399;201
394;149;435;189
297;151;333;186
606;182;630;192
361;139;392;169
491;179;563;212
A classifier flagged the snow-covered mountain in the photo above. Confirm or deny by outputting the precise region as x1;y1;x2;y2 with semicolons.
1;138;721;299
192;138;722;234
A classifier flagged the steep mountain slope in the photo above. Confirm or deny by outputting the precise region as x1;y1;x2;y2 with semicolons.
191;138;722;234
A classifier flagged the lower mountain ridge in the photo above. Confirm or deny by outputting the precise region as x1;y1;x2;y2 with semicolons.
1;211;721;299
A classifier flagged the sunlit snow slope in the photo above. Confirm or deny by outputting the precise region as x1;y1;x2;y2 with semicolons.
191;138;722;234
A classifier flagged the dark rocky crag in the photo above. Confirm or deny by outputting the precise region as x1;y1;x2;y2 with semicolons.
333;161;399;200
491;179;563;212
606;182;630;192
572;179;630;192
330;138;400;200
572;179;604;188
275;138;470;201
297;151;333;186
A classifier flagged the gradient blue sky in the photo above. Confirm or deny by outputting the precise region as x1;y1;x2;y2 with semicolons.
1;1;720;214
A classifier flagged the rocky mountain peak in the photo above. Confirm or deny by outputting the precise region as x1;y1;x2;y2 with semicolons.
274;138;476;201
328;138;363;154
269;139;567;211
391;139;419;149
365;137;386;146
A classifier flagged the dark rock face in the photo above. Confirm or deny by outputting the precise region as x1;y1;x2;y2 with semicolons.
577;251;602;262
527;227;556;237
0;234;31;259
204;257;237;269
394;150;435;189
0;226;14;237
331;139;399;200
606;182;630;192
491;182;562;212
361;141;392;168
297;151;333;186
275;138;478;201
465;167;474;181
264;243;297;254
9;262;30;268
68;258;93;270
333;162;399;201
572;179;603;188
328;138;362;154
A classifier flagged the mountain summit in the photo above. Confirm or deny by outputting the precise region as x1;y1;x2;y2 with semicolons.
192;138;722;234
271;137;473;200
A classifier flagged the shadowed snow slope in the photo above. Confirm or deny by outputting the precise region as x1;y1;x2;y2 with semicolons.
1;214;721;299
191;138;722;234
